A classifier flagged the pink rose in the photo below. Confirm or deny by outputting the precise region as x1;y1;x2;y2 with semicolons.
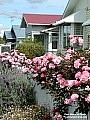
41;67;46;72
85;94;90;103
69;35;74;39
41;73;46;77
70;93;79;102
64;53;71;60
64;98;71;104
49;63;55;69
74;59;81;68
80;71;89;83
82;66;90;71
78;37;84;46
75;72;81;79
53;56;63;65
67;80;75;88
21;67;29;74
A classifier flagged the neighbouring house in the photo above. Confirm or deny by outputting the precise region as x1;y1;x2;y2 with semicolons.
20;13;62;52
11;25;25;44
3;31;16;49
42;0;90;54
3;25;25;48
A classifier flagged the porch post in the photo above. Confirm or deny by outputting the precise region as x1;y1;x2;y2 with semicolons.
48;32;52;52
70;23;74;46
58;26;61;51
31;31;34;40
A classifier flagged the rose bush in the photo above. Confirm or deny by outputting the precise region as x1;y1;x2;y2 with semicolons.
0;36;90;119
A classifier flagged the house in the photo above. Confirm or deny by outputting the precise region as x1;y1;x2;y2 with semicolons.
3;31;16;49
20;13;62;51
11;25;25;44
42;0;90;54
3;25;25;48
53;0;90;53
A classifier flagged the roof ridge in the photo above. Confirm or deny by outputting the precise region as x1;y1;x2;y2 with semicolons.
23;13;62;16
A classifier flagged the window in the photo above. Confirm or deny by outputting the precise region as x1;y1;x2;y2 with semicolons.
63;25;71;48
74;23;83;36
52;41;57;49
88;34;90;48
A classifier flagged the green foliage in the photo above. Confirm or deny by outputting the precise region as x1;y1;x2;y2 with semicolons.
17;39;45;59
0;38;5;44
0;61;36;115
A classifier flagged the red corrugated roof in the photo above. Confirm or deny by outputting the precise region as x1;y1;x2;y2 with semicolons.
23;13;62;25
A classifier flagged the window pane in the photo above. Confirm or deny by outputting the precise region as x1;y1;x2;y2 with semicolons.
74;24;83;35
52;41;57;49
63;25;71;48
63;37;66;48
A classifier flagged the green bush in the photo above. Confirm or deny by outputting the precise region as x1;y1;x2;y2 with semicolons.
0;61;36;115
17;39;45;59
0;38;5;44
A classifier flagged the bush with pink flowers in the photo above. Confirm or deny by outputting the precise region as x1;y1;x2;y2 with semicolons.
0;36;90;119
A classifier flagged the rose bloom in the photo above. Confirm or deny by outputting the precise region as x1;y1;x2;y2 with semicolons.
85;94;90;103
41;67;47;72
33;73;38;77
74;80;82;86
49;63;55;69
69;35;74;39
64;98;72;104
82;66;90;71
67;80;75;88
64;53;71;60
57;74;62;80
70;93;79;102
74;59;81;68
78;37;84;46
80;71;89;83
85;86;90;91
52;56;63;65
66;49;75;54
41;73;46;77
21;67;29;74
75;72;81;79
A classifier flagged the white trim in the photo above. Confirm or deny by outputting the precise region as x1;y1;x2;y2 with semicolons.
41;27;58;33
53;11;84;26
82;19;90;26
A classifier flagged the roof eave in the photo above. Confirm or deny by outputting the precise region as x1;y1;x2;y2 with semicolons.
27;23;50;26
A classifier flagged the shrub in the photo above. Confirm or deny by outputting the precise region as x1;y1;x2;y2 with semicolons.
0;61;36;115
0;38;5;44
17;39;45;59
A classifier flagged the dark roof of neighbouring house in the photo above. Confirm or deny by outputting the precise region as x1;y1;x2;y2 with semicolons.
11;25;25;38
23;13;62;25
4;31;15;39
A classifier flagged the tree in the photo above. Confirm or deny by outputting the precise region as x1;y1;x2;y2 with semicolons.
0;37;5;44
17;39;45;59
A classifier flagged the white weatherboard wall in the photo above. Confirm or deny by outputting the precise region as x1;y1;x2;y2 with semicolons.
31;79;54;111
31;77;90;120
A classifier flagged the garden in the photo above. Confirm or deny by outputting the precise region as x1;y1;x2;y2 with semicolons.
0;36;90;120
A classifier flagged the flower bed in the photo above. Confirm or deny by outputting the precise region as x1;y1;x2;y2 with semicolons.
0;36;90;120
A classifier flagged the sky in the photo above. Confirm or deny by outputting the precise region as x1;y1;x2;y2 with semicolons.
0;0;68;37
